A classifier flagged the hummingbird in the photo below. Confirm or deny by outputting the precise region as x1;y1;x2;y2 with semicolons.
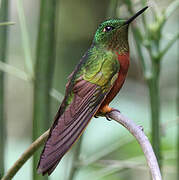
37;6;148;175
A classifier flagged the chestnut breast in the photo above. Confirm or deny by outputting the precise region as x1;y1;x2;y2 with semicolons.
100;52;130;106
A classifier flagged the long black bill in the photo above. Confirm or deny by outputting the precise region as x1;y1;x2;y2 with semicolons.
125;6;148;25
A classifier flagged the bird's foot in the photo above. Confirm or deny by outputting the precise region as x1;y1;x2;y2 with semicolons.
94;112;106;118
105;113;112;121
104;108;121;121
95;105;121;121
94;114;99;118
95;105;112;119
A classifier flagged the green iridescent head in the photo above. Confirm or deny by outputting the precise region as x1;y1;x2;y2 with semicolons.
94;19;129;51
93;6;148;51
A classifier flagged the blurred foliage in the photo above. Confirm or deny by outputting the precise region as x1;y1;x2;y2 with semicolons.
32;0;57;179
0;0;178;180
0;0;9;177
123;0;179;169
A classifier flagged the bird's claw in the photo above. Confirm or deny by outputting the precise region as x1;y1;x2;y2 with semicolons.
95;113;111;121
105;114;112;121
105;109;121;121
94;115;99;118
95;108;121;121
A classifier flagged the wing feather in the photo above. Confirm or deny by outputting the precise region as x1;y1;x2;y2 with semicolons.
37;79;108;175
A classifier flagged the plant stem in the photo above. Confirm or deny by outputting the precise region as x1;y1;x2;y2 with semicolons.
177;32;179;180
0;61;30;81
16;0;34;77
106;0;118;18
0;0;9;178
32;0;57;179
126;2;163;169
147;61;161;167
159;32;179;59
0;22;14;26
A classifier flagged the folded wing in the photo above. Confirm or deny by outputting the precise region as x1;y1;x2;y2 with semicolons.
37;78;109;175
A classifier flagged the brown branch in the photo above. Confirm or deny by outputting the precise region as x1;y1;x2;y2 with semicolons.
2;110;162;180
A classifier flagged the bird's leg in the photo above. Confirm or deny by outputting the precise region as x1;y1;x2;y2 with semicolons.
95;105;112;119
96;105;121;121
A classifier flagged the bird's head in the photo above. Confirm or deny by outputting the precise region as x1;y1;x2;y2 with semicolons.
94;6;148;52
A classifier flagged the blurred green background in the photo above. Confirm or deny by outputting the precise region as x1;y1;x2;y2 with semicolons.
0;0;178;179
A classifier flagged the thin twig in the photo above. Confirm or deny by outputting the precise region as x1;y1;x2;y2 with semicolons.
158;32;179;59
2;111;162;180
108;110;162;180
0;61;30;81
50;88;64;102
0;21;15;26
1;130;50;180
177;24;179;180
16;0;34;77
0;61;65;102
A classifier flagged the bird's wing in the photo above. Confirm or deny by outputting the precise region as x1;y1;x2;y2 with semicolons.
37;49;120;175
37;78;110;175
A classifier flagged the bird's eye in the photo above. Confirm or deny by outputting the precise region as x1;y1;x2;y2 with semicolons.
103;26;114;32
